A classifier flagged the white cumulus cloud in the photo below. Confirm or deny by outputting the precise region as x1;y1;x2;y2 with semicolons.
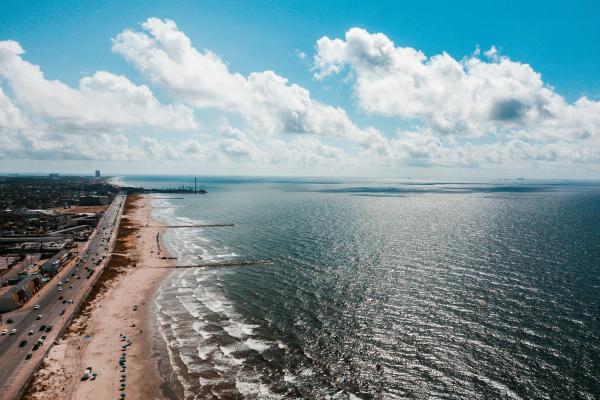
313;27;600;143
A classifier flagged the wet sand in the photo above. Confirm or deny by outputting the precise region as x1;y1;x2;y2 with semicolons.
24;195;174;400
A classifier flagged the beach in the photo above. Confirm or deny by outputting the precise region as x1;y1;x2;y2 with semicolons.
24;195;174;400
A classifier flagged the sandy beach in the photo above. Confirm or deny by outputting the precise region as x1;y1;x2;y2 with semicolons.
24;195;174;400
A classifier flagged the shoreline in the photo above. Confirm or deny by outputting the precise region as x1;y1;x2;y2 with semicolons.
24;194;176;400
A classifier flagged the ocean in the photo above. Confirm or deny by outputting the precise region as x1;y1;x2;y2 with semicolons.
120;176;600;400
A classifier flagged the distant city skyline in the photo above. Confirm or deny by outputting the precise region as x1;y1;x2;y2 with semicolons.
1;0;599;179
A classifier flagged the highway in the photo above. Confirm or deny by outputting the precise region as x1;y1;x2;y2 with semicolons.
0;193;126;399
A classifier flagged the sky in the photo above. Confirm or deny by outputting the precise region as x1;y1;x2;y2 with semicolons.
0;0;599;179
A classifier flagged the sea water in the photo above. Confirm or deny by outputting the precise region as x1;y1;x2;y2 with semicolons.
121;176;600;400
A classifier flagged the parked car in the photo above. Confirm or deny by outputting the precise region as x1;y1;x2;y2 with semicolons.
28;330;34;335
39;325;46;331
25;352;33;359
60;309;65;315
34;304;40;310
36;314;43;320
10;329;17;335
19;340;27;347
45;326;53;333
1;329;8;335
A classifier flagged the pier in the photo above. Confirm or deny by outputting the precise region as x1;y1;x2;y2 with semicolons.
144;224;235;228
158;260;272;269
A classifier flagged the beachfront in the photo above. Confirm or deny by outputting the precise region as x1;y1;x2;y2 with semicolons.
24;195;174;400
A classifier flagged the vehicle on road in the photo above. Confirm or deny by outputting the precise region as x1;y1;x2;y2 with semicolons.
25;352;33;359
39;325;46;331
45;326;52;333
57;287;62;292
34;304;40;310
6;318;13;323
1;329;7;335
10;329;17;335
60;309;65;315
36;314;43;320
19;340;27;347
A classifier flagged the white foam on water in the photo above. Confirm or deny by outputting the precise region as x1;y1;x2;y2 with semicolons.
245;338;272;353
154;288;195;400
192;321;214;340
218;344;245;365
212;349;241;370
235;378;282;399
223;321;258;339
283;369;296;383
197;344;217;360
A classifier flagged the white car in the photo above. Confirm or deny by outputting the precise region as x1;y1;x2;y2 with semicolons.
36;314;43;320
57;287;62;292
34;304;40;310
1;329;7;335
10;329;17;335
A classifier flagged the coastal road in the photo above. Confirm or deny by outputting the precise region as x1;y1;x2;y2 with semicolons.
0;193;126;399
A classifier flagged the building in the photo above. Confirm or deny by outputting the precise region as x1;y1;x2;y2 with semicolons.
95;170;101;178
0;273;43;312
41;249;72;275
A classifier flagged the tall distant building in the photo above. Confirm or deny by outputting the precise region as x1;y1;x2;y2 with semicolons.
95;170;101;178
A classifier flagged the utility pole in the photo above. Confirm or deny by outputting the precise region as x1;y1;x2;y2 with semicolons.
194;177;197;194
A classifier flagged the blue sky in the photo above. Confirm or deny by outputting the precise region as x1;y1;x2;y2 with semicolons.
1;0;599;178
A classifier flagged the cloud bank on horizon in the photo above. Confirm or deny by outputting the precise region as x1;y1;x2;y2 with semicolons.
0;17;599;174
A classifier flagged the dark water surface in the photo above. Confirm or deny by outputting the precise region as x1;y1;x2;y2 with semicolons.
122;177;600;399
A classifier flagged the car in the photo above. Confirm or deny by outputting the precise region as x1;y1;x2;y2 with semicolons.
57;287;62;292
39;325;46;331
28;330;34;335
65;278;69;283
25;352;33;359
68;299;74;304
45;326;52;333
19;340;27;347
6;318;13;323
10;329;17;335
60;309;65;315
59;295;64;300
41;335;47;340
77;276;81;279
34;304;40;310
62;300;67;304
36;314;43;320
69;285;73;289
1;329;7;335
